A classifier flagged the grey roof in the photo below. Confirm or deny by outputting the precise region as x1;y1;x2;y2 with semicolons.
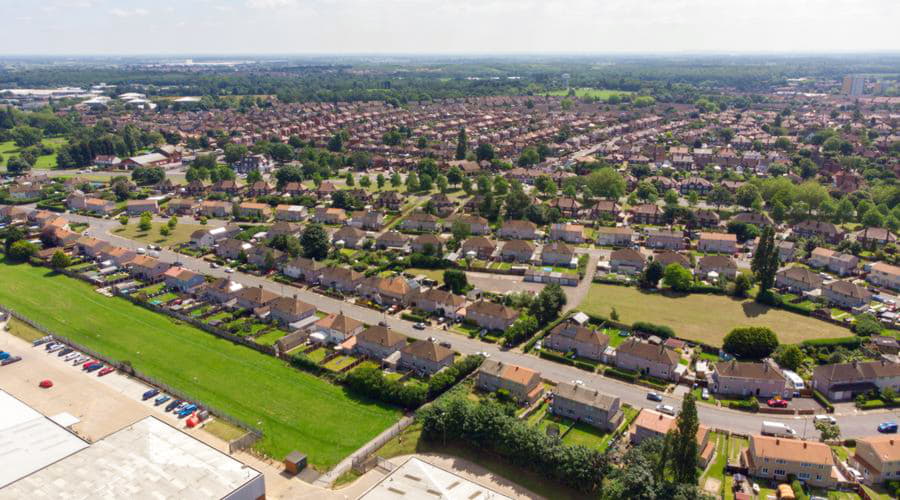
553;382;619;411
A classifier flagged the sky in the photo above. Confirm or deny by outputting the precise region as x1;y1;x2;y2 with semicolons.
2;0;899;55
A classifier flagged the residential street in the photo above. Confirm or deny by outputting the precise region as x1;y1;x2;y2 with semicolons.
68;212;900;439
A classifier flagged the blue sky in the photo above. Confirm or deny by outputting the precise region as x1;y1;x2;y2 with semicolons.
2;0;899;55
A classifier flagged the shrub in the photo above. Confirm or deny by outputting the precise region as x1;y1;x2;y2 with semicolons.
813;390;835;413
290;352;324;375
726;399;759;412
604;367;639;383
401;312;427;323
801;337;861;349
723;326;778;359
632;321;675;338
791;479;809;500
426;355;484;398
344;366;427;409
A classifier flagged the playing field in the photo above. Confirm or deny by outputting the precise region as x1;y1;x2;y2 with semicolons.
545;88;634;99
0;137;68;170
112;222;205;247
581;284;851;346
0;259;400;468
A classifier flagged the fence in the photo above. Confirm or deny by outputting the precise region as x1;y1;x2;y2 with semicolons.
0;303;264;453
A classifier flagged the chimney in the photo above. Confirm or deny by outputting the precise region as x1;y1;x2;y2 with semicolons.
258;284;263;289
776;439;780;445
803;442;807;449
293;294;297;299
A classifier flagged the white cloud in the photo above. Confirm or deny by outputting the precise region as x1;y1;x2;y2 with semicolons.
246;0;297;9
110;7;149;17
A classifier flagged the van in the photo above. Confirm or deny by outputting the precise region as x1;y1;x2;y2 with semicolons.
761;421;797;438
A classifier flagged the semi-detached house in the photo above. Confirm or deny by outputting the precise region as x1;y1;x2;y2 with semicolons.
614;339;680;381
851;435;900;485
711;360;788;398
476;359;544;405
550;382;623;431
743;435;838;489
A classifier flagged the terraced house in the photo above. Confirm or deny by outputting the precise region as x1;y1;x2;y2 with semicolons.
476;360;544;405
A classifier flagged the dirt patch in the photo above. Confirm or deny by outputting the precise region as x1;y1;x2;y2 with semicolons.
704;477;721;494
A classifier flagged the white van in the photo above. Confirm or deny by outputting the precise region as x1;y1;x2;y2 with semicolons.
761;421;797;438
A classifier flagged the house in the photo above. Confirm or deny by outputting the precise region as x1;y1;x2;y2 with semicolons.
461;236;496;260
855;227;897;248
596;227;634;247
646;229;686;250
399;340;456;376
500;240;534;263
215;238;253;260
75;236;111;259
199;200;232;218
94;154;121;168
476;359;544;405
698;232;738;254
348;210;385;231
550;382;623;431
191;226;236;248
125;199;159;216
76;196;115;216
375;230;409;250
549;223;585;244
591;200;620;220
245;181;273;198
167;198;198;216
465;300;518;332
694;209;721;228
743;435;838;489
822;280;872;308
274;205;307;222
268;221;301;238
850;435;900;485
548;197;580;218
203;278;243;304
0;205;28;224
358;275;415;305
234;154;273;174
100;246;137;267
8;184;42;200
630;203;663;225
354;326;406;360
654;250;690;270
184;180;207;197
428;193;457;217
543;320;610;361
211;180;241;196
615;339;680;381
375;190;405;211
869;262;900;290
812;360;900;401
541;241;576;267
775;266;824;292
867;335;900;356
498;220;538;240
712;361;788;398
246;246;285;269
679;176;713;195
311;311;365;344
697;255;738;279
609;248;646;275
630;410;714;467
776;241;797;262
237;202;269;219
128;255;170;281
407;288;466;319
41;226;79;248
793;220;843;243
411;234;443;254
319;266;364;293
401;212;441;232
331;226;366;249
269;295;317;326
274;253;316;281
316;181;337;198
809;247;858;276
313;207;347;225
448;215;490;236
731;212;773;228
163;267;206;292
232;285;279;310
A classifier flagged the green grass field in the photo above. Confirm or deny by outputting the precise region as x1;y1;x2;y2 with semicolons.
545;88;634;99
581;284;850;346
0;137;68;170
0;259;400;468
112;222;205;247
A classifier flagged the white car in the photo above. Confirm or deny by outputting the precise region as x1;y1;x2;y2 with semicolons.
701;387;710;400
814;415;837;425
224;267;234;273
136;247;146;255
656;404;676;416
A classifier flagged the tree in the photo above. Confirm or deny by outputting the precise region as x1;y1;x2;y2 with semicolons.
518;147;540;166
6;156;32;175
3;226;25;254
529;283;567;326
446;166;463;185
664;189;679;206
8;240;37;261
300;224;329;260
535;175;557;196
663;264;693;292
671;393;700;484
640;260;665;289
814;420;841;442
246;169;262;184
854;313;883;336
376;173;385;189
586;167;626;200
419;173;434;192
774;344;804;371
360;175;372;189
443;269;469;294
11;125;42;147
138;212;152;232
733;272;753;298
167;216;177;230
707;185;733;211
455;127;468;160
475;143;494;162
160;225;171;237
504;183;532;220
224;143;249;164
735;184;761;208
118;214;129;226
390;172;401;188
752;226;780;300
862;207;885;228
723;327;779;359
451;219;471;242
50;250;71;269
131;166;165;186
327;132;344;152
461;176;473;195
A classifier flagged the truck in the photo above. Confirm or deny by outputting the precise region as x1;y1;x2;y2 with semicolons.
761;421;797;438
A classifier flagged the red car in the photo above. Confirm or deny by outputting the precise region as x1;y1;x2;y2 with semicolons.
82;358;97;366
767;398;788;408
39;379;54;389
98;366;115;377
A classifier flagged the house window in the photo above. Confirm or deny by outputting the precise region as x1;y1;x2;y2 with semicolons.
801;462;811;468
762;468;768;474
775;459;786;465
774;469;786;476
799;473;810;480
816;475;822;480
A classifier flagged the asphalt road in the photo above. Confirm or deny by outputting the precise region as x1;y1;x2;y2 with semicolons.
65;212;900;438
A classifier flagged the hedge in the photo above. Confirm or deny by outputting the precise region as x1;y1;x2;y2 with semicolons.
537;350;597;372
639;376;670;391
688;284;726;295
777;299;814;316
401;312;428;323
523;311;573;352
632;321;675;338
801;337;861;349
813;389;835;413
604;367;639;383
726;399;760;412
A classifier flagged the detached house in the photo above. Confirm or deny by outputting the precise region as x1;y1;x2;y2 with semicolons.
399;340;456;376
476;359;544;405
543;320;610;361
550;382;623;431
615;339;680;381
711;361;787;398
466;300;518;332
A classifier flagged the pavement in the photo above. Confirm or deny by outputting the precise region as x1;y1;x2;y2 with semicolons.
54;212;900;439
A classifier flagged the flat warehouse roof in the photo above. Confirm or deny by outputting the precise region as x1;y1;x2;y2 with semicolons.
0;391;89;488
1;416;261;499
358;457;512;500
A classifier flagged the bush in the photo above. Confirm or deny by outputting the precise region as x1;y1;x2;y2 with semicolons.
604;367;639;383
801;337;861;349
426;355;484;398
632;321;675;338
290;352;324;375
723;326;778;359
791;479;809;500
344;366;427;409
726;398;760;412
688;284;725;295
813;389;835;413
401;312;427;323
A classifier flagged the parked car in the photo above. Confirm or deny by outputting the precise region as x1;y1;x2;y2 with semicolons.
142;388;160;400
165;399;183;412
378;320;388;327
63;352;80;362
32;336;52;346
878;421;898;433
413;322;426;330
57;347;73;357
85;363;103;373
98;366;115;376
647;392;663;402
439;341;452;349
177;404;197;418
656;404;676;415
154;395;171;406
1;355;22;366
813;415;837;425
224;267;234;273
39;379;54;388
136;247;146;255
761;421;797;438
82;358;98;367
83;361;102;370
767;398;788;408
0;352;10;361
701;388;710;400
47;343;64;353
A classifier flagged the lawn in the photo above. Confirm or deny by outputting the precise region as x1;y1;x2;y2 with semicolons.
254;328;289;346
113;222;205;247
581;284;851;346
700;432;728;494
323;354;357;372
203;419;247;442
0;259;401;468
545;88;634;100
4;316;47;342
406;267;445;284
0;137;68;170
